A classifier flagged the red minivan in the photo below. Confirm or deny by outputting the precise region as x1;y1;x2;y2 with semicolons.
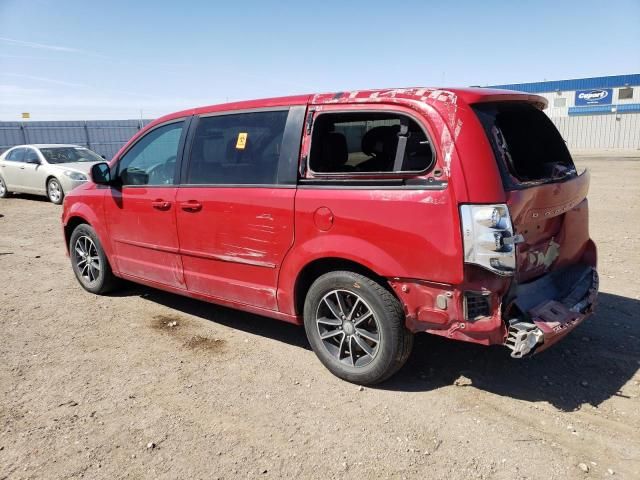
62;87;598;384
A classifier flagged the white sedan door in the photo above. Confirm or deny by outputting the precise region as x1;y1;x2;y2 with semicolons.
0;147;26;191
20;148;48;194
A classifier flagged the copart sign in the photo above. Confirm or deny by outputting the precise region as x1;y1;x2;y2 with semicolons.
575;88;613;106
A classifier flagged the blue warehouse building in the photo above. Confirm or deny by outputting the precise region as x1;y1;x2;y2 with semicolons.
487;74;640;153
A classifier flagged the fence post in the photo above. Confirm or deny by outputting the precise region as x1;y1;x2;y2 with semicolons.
20;122;27;144
84;121;91;150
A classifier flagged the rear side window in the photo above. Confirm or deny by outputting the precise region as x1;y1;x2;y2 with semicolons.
309;112;434;174
474;102;575;186
187;110;289;185
6;148;25;162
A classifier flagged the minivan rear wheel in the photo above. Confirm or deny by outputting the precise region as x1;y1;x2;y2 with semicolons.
303;271;413;385
70;224;119;294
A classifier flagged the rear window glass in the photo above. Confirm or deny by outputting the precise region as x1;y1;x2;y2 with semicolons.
309;112;434;174
473;102;575;185
187;110;288;185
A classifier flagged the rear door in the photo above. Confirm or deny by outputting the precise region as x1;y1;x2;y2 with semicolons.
104;119;188;288
175;107;305;309
1;148;26;190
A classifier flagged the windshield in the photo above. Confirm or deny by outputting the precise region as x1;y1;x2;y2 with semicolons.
40;147;103;164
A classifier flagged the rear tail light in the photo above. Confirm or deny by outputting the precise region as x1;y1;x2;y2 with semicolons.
460;204;518;276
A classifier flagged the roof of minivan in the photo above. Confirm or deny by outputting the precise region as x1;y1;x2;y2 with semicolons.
150;87;546;127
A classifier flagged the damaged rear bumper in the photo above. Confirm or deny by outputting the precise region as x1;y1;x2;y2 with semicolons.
505;264;599;358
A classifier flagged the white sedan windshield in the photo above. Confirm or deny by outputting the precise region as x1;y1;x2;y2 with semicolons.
40;147;102;164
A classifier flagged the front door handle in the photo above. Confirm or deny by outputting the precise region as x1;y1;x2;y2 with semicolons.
180;200;202;212
151;199;172;211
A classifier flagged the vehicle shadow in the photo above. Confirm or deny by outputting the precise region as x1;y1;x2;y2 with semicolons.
124;285;638;411
116;284;310;350
384;291;640;411
4;193;51;203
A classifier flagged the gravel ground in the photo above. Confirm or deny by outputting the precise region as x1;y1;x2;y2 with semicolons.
0;157;638;479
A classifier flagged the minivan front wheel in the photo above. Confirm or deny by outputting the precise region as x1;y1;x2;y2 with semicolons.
70;224;118;294
304;271;413;384
47;178;64;204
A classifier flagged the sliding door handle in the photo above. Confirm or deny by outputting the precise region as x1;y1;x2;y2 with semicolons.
180;200;202;212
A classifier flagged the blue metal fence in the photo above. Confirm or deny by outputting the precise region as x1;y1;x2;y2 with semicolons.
0;119;152;159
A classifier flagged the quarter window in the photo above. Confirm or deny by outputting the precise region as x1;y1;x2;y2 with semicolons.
187;110;289;185
309;112;434;174
117;121;184;186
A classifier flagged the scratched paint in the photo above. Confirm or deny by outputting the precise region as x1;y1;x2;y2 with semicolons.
220;244;267;259
367;190;421;202
419;195;446;205
525;239;561;270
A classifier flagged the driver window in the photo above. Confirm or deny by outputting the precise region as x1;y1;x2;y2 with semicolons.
24;148;40;163
117;121;184;186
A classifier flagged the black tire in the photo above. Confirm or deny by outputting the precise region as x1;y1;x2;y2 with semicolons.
47;178;64;204
0;176;10;198
69;224;119;294
303;271;413;385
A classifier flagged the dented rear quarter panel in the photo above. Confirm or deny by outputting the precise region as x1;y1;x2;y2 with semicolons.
277;185;463;316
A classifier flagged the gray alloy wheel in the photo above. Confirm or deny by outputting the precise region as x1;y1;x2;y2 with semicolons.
47;178;64;204
0;176;8;198
315;289;381;368
73;234;102;287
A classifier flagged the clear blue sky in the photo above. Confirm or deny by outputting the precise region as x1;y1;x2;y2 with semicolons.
1;0;639;120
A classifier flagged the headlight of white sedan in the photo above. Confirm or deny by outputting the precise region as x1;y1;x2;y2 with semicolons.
63;171;87;181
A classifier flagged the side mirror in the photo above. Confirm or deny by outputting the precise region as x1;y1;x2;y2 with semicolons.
26;157;41;165
91;162;112;185
101;155;106;159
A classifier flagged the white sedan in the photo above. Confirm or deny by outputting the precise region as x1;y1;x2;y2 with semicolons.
0;144;104;204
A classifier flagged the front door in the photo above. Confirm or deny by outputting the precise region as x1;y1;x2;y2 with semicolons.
175;108;304;309
104;120;188;289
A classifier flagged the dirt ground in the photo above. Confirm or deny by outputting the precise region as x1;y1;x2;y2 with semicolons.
1;157;639;480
